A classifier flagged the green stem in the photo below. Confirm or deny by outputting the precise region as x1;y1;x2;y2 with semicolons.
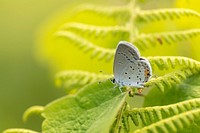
114;102;127;133
129;0;137;42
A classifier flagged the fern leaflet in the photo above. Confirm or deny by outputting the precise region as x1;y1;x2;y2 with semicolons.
137;8;200;22
134;29;200;50
145;68;200;92
147;56;200;70
56;70;112;92
61;22;129;40
56;31;115;60
133;109;200;133
123;98;200;127
75;4;130;22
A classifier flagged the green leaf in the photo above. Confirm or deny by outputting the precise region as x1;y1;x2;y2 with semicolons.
23;106;44;122
3;129;39;133
42;79;127;133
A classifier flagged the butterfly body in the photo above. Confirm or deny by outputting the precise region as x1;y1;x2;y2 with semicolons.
113;41;152;88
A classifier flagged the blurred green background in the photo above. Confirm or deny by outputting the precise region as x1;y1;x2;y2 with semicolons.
0;0;73;132
0;0;199;132
0;0;120;132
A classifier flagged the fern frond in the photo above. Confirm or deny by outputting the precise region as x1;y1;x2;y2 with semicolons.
133;108;200;133
22;106;44;122
147;56;200;70
3;128;39;133
56;70;112;90
125;98;200;127
56;31;115;61
134;29;200;50
122;114;130;133
137;8;200;22
76;4;130;21
145;68;199;92
61;23;129;39
146;56;200;91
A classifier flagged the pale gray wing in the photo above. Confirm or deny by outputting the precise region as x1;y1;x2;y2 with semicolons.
116;59;152;88
116;41;140;60
139;58;152;82
113;41;141;86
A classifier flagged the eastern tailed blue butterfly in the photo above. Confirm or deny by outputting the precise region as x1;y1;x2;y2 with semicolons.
113;41;152;92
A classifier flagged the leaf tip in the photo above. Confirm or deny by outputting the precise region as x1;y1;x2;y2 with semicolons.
22;106;44;123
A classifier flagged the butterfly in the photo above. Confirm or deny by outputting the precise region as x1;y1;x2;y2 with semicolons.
113;41;152;93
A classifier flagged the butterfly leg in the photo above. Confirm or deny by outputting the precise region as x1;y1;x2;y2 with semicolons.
113;84;123;93
118;87;123;93
111;78;124;93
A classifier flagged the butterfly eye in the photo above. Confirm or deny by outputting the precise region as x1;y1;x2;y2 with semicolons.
111;78;115;83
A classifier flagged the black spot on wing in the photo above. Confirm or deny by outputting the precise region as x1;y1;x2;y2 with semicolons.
118;62;123;65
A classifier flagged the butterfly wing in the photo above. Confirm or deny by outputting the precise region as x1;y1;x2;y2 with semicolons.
139;58;152;82
113;41;141;87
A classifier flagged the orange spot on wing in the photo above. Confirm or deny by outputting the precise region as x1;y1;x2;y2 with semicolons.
144;69;150;77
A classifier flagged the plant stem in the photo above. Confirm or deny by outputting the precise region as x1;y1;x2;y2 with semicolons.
113;102;127;133
129;0;137;43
